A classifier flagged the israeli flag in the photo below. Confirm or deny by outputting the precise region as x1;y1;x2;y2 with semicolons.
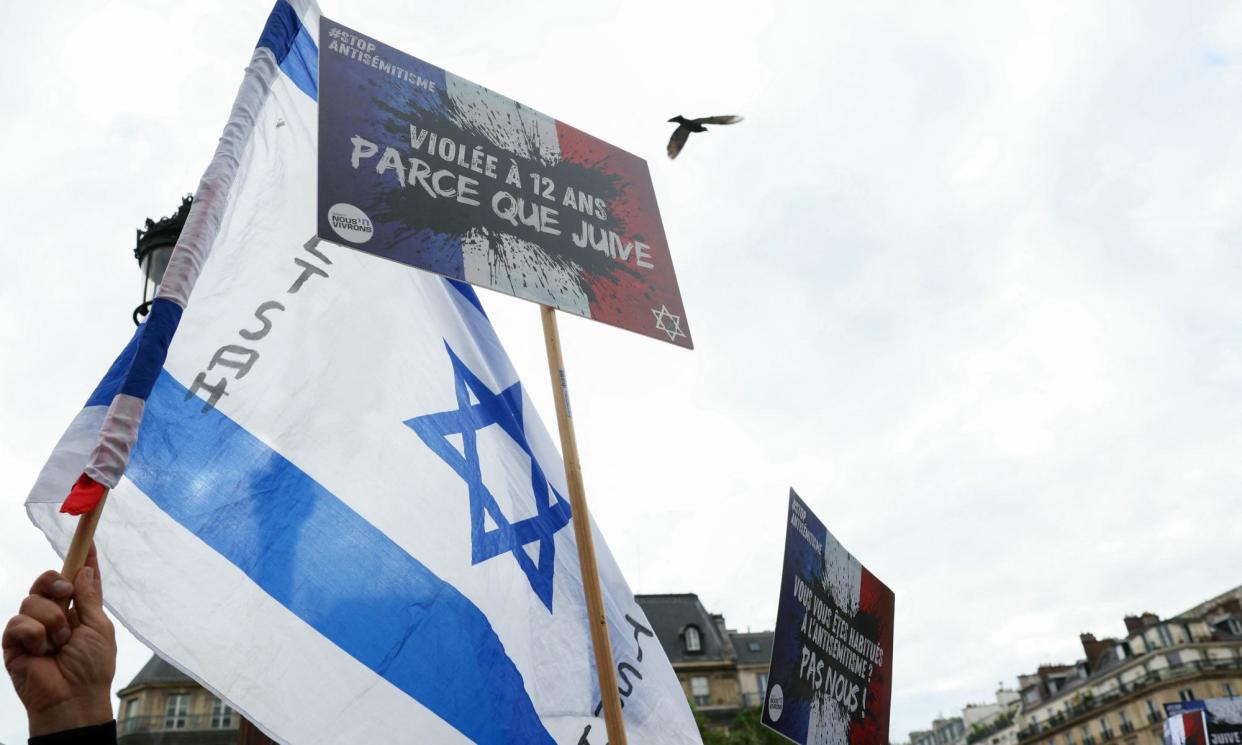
25;2;699;742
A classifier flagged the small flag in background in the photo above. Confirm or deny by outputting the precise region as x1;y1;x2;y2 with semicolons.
25;1;698;743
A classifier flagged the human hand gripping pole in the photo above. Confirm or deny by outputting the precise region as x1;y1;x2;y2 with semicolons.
4;543;117;736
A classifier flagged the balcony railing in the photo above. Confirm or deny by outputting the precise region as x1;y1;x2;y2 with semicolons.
1017;657;1242;742
969;712;1017;744
1120;722;1134;734
119;715;239;735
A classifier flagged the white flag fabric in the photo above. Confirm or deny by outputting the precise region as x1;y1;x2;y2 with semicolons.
25;1;699;742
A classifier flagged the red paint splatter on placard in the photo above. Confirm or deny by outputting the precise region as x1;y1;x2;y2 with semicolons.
555;121;692;348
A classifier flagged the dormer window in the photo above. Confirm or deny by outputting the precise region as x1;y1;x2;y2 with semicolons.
684;625;702;653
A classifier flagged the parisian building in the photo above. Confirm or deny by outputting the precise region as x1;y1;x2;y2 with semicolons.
964;689;1022;745
906;690;1021;745
1014;585;1242;745
634;593;775;728
903;586;1242;745
115;655;239;744
911;715;968;745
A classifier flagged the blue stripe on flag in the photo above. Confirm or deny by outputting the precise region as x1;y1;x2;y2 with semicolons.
85;327;141;407
447;279;488;319
256;0;318;100
85;298;184;407
126;370;554;745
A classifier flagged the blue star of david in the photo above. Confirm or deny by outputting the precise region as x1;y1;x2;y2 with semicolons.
403;343;572;611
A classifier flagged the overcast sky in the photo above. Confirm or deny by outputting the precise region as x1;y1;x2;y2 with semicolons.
3;1;1242;743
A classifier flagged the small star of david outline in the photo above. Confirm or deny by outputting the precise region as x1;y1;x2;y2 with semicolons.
651;305;686;342
403;342;572;612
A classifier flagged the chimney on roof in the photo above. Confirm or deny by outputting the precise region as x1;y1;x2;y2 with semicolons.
1080;634;1110;673
1123;613;1160;634
712;613;736;660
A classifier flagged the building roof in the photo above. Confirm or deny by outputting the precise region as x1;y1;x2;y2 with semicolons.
634;593;729;663
1174;584;1242;621
120;654;196;692
1019;583;1242;714
729;631;773;666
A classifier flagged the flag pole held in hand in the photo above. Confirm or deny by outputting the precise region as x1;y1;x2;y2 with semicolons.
58;490;108;611
540;304;628;745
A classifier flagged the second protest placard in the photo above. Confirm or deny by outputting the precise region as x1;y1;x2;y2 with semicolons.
763;489;895;745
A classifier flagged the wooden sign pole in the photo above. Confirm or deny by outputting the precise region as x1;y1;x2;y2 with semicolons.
58;491;109;609
540;304;628;745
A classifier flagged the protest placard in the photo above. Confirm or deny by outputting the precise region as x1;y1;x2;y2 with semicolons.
318;18;691;348
763;489;895;745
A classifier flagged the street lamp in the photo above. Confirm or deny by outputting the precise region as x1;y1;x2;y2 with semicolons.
133;195;192;325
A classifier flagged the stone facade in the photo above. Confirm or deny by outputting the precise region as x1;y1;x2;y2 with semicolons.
115;656;239;745
733;631;775;709
912;716;968;745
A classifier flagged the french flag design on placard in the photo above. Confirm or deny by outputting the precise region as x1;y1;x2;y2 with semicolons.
764;489;895;745
1165;711;1209;745
316;16;692;348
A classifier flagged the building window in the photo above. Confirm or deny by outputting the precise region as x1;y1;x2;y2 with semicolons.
211;698;234;729
748;641;762;652
1099;718;1113;740
1118;710;1132;733
684;625;702;653
1146;700;1161;723
691;676;710;706
1157;625;1173;647
1064;733;1075;745
1179;689;1196;702
1168;651;1183;668
757;672;769;693
164;693;189;730
1228;618;1242;636
124;698;139;721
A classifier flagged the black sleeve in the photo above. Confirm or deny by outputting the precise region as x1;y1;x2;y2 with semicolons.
29;721;117;745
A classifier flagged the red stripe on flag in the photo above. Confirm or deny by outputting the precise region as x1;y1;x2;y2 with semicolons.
60;473;106;515
1183;711;1207;745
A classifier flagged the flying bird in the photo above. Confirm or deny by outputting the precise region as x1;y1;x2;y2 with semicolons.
666;114;743;159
